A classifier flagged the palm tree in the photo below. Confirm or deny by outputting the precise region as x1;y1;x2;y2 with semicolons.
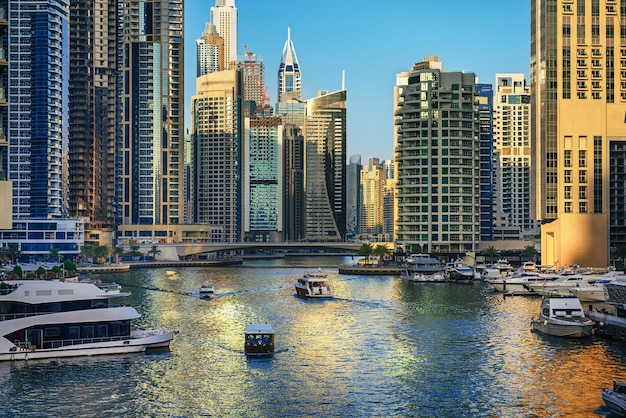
112;246;125;264
127;244;142;258
484;246;500;264
8;243;20;264
0;247;9;265
80;244;96;264
94;245;110;264
373;245;392;265
149;244;161;261
521;245;538;263
357;243;374;265
48;246;60;263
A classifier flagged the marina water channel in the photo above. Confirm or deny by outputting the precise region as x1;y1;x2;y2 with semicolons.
1;256;625;417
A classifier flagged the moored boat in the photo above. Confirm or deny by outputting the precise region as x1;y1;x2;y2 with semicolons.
0;279;175;361
402;254;445;283
601;380;626;417
445;259;475;283
295;272;333;298
530;296;595;338
244;323;274;356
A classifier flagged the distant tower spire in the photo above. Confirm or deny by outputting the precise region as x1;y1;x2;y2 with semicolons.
278;26;302;102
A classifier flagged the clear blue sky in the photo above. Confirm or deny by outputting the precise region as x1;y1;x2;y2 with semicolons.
184;1;530;162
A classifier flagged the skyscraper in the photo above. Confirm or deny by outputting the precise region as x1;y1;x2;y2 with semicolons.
476;84;495;242
8;0;69;219
360;158;385;238
238;50;266;111
211;0;237;70
278;27;301;102
0;0;10;229
493;74;537;240
191;70;243;242
531;0;626;267
118;0;184;232
196;22;224;76
346;154;362;239
394;57;479;255
304;89;347;242
68;0;118;241
243;116;283;242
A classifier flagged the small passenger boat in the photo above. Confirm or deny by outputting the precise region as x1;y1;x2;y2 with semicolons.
244;323;274;356
530;296;595;338
602;380;626;416
295;272;333;298
199;285;215;295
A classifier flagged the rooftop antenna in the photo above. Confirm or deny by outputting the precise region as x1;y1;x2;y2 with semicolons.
342;70;345;90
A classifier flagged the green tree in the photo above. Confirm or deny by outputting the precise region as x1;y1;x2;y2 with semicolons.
52;265;62;278
149;244;161;260
13;265;22;279
373;245;392;265
357;243;374;265
521;245;538;262
410;244;424;254
64;260;77;276
484;246;500;264
36;266;46;279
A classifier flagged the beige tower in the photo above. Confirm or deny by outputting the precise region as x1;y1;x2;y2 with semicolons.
531;0;626;268
360;158;386;238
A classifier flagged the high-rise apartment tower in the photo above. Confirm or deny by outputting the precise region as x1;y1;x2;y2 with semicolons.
394;57;480;255
211;0;237;70
531;0;626;267
117;0;184;232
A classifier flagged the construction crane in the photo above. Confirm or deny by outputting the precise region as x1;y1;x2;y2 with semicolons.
243;44;269;111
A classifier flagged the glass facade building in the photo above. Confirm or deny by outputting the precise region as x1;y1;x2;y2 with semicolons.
244;116;283;241
304;89;347;242
118;0;184;229
8;0;69;219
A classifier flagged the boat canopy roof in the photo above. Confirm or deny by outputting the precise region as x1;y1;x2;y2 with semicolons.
547;297;584;310
245;323;274;335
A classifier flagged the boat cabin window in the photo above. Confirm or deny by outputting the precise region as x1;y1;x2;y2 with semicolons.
246;334;272;344
614;382;626;394
68;326;80;340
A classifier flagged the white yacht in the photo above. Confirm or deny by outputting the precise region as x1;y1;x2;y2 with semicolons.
526;272;604;296
0;279;175;361
402;254;445;283
530;296;595;338
295;272;333;298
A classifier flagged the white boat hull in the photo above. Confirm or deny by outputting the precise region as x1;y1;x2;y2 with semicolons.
531;318;595;338
0;330;174;361
485;279;536;295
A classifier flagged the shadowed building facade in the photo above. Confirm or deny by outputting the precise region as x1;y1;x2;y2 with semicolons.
304;89;347;242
